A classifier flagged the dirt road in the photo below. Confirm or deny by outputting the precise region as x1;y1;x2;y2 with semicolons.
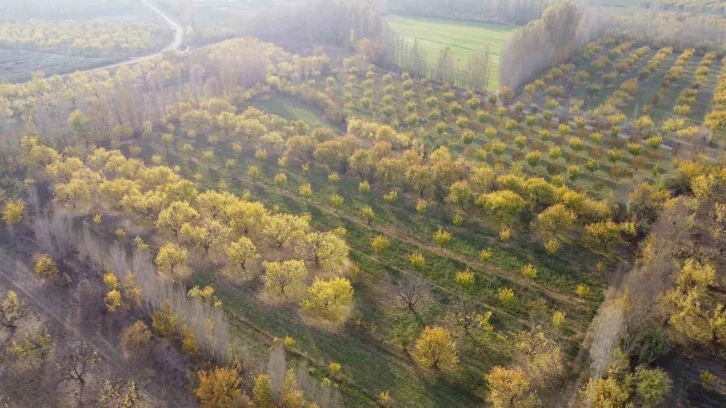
61;0;186;77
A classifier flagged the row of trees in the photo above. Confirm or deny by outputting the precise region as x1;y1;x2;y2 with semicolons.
503;1;726;92
519;34;719;150
0;37;328;153
500;1;604;91
705;56;726;136
6;136;357;405
649;0;726;14
333;58;663;187
28;141;357;327
383;0;550;25
615;9;726;51
380;26;494;92
201;0;383;48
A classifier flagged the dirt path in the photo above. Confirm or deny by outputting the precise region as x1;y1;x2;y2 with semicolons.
141;0;184;52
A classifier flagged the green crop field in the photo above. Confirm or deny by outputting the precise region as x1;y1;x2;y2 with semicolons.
384;15;515;90
251;95;334;129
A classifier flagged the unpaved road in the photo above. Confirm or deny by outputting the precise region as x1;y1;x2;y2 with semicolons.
62;0;185;77
141;0;184;53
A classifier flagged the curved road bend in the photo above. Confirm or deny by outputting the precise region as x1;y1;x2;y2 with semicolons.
62;0;185;76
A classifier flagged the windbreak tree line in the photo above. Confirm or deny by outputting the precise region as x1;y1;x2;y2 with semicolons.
383;0;551;25
380;26;494;92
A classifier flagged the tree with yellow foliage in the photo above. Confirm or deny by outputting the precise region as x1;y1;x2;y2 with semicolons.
224;200;269;237
537;204;576;239
180;217;231;256
663;259;726;346
411;326;458;371
121;321;151;351
54;176;94;208
0;290;26;329
225;237;259;277
371;235;390;254
34;254;57;280
196;368;246;408
155;243;188;280
486;366;540;408
433;228;452;251
262;260;307;298
2;200;24;225
156;201;199;237
263;213;309;248
477;190;527;228
583;220;636;255
298;232;349;274
510;326;564;386
253;374;274;408
280;369;306;407
301;278;354;323
579;361;672;408
151;301;178;338
196;191;235;220
103;272;122;312
361;206;375;226
182;330;200;356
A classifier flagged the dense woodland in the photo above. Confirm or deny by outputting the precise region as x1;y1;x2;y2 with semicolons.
0;0;725;407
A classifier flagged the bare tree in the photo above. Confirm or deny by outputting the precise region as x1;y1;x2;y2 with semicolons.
62;341;99;384
294;363;341;408
450;295;479;333
49;207;73;257
267;341;286;399
82;225;104;269
26;184;41;216
588;289;625;379
392;275;429;314
130;247;230;361
31;215;54;253
109;242;128;276
31;207;75;258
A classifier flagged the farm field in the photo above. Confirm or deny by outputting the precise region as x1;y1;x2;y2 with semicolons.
384;14;514;89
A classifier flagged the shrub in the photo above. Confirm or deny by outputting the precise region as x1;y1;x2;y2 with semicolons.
121;321;151;350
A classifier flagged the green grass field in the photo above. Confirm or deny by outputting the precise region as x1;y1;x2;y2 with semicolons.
384;15;515;89
251;95;332;128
